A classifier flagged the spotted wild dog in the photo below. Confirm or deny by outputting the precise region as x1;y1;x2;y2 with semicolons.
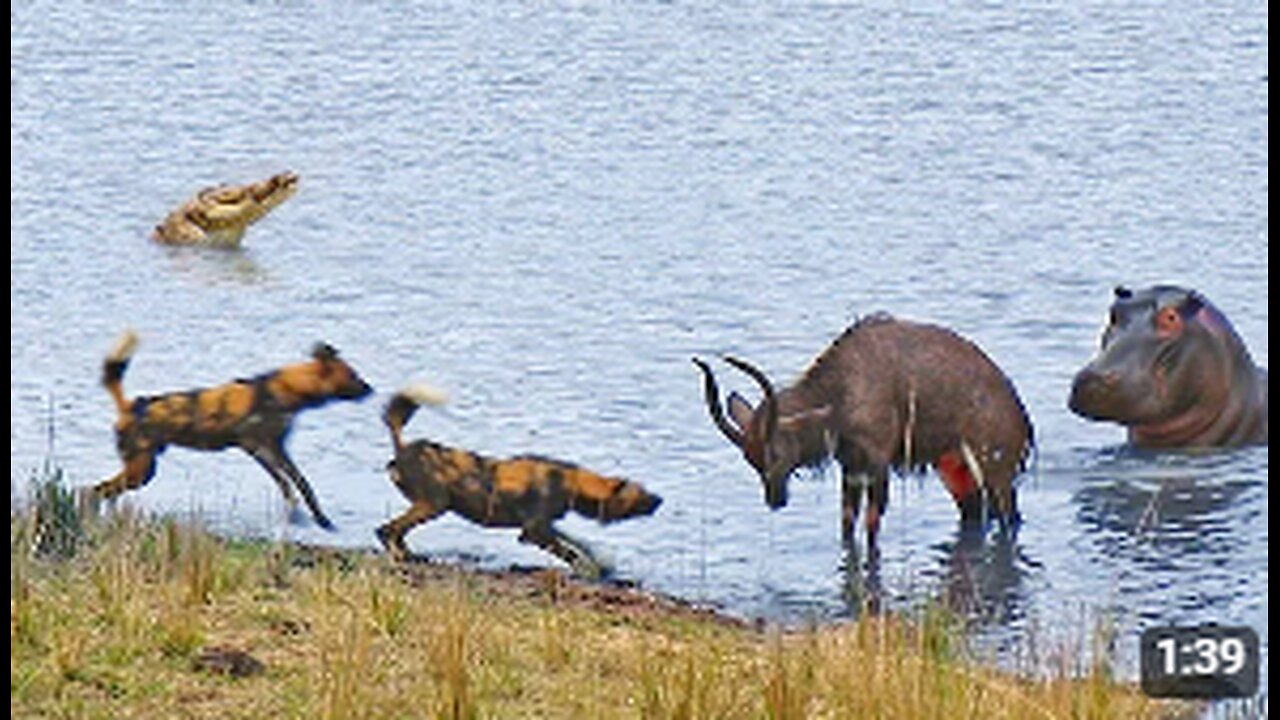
153;171;299;246
379;386;663;578
94;331;373;529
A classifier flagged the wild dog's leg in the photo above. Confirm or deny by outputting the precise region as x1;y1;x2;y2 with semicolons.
519;521;605;580
265;444;336;531
93;451;158;499
376;501;442;562
244;441;335;530
244;444;305;522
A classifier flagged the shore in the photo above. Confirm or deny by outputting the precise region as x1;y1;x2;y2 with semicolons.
12;477;1197;719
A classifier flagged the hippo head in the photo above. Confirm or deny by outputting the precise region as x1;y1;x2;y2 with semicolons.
1068;285;1252;446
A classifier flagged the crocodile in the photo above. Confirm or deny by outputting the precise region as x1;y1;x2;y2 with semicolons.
153;171;298;247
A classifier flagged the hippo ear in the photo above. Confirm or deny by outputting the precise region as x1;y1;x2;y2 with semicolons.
1114;286;1132;300
726;392;754;432
311;343;339;361
1179;291;1204;318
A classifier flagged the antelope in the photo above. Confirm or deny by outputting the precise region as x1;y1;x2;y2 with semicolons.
695;314;1033;547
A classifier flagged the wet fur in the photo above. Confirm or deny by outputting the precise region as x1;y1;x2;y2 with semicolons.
698;314;1034;546
379;390;662;576
94;332;372;529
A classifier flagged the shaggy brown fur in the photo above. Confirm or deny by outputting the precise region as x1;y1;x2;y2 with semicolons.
696;314;1033;547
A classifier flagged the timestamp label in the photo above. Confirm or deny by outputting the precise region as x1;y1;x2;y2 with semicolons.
1139;625;1260;699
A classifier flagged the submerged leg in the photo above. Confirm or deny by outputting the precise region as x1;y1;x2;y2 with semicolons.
936;450;984;527
864;469;889;549
841;468;868;545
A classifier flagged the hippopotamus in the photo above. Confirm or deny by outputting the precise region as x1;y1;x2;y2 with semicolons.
1069;285;1267;448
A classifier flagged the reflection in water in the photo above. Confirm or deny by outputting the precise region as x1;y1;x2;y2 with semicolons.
841;528;1036;630
1072;450;1262;620
839;543;882;617
932;530;1036;628
162;246;269;285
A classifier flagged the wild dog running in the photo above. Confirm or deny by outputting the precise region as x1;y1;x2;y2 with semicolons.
379;386;662;578
94;330;373;529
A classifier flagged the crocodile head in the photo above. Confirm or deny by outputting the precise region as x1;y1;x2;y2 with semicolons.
153;171;299;247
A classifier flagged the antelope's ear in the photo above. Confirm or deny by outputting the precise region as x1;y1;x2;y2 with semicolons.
726;392;754;431
778;405;832;429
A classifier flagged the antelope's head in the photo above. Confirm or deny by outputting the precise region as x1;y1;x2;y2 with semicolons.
693;356;830;509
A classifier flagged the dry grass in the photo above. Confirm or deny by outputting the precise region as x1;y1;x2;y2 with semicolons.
12;468;1197;719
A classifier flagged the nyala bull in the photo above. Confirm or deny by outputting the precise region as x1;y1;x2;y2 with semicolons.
153;171;298;246
94;331;373;529
379;386;663;578
695;314;1034;547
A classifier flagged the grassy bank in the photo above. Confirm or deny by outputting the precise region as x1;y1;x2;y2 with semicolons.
12;472;1192;719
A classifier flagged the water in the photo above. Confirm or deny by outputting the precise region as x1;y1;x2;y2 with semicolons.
12;0;1267;698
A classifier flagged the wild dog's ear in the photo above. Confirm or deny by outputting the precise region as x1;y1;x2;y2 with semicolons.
311;343;339;362
778;405;832;429
1114;285;1132;300
726;391;754;432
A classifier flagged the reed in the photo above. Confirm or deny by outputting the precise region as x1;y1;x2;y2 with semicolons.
11;463;1202;719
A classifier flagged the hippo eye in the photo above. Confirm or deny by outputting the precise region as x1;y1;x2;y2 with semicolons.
1154;306;1182;336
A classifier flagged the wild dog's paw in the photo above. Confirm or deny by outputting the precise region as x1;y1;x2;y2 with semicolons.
376;524;410;562
569;555;605;582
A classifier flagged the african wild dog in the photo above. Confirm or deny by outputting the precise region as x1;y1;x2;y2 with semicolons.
378;386;663;578
94;330;373;529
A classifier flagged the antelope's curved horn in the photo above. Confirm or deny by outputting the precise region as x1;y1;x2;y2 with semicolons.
723;355;778;440
692;358;745;448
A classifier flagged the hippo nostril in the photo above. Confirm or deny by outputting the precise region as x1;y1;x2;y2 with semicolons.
1069;365;1125;420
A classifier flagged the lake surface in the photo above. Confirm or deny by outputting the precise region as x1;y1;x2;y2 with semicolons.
12;0;1267;699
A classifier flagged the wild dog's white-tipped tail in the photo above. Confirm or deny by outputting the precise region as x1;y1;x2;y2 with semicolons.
385;382;449;454
107;329;140;363
103;329;140;415
401;382;449;408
